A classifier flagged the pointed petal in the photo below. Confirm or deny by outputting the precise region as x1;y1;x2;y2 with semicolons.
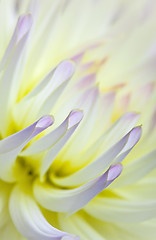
52;127;141;187
14;60;75;127
112;149;156;187
0;116;54;182
0;14;32;70
21;110;83;178
40;110;83;178
34;164;122;214
22;110;83;156
9;186;78;240
61;88;99;157
0;14;32;136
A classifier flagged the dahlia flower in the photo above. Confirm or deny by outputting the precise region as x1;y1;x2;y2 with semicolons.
0;1;156;240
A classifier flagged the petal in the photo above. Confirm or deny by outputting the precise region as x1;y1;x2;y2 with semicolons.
0;14;32;70
52;127;141;187
85;196;156;223
0;14;32;136
111;149;156;188
21;110;83;156
9;186;78;240
54;111;139;177
0;115;54;182
58;213;104;240
0;180;11;228
33;164;122;214
40;110;83;178
53;88;100;160
0;220;25;240
21;110;83;178
14;60;75;128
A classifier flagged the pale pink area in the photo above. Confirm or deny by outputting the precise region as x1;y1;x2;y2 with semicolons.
149;106;156;133
71;51;84;64
80;61;94;71
76;73;96;89
120;93;131;112
139;83;155;100
78;87;99;109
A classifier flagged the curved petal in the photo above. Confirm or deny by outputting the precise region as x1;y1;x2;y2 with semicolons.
21;110;83;156
14;60;75;127
33;164;122;214
0;180;11;228
0;14;32;136
111;149;156;187
58;213;105;240
52;127;141;187
0;115;54;182
9;186;79;240
85;196;156;223
0;14;32;70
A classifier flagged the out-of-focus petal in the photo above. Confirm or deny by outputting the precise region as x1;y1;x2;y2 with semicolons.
33;163;122;214
84;196;156;223
58;212;104;240
9;185;78;240
0;115;54;182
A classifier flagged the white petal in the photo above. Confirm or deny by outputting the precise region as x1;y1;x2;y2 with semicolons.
58;213;104;240
0;14;32;70
9;186;78;240
85;196;156;223
62;88;99;156
33;164;122;214
20;110;83;179
112;149;156;187
0;116;54;182
52;127;141;187
22;110;83;156
14;60;75;127
40;110;83;178
0;14;32;136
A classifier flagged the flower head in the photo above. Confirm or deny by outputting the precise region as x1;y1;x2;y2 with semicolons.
0;1;156;240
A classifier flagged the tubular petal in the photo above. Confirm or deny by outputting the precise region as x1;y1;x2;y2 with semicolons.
112;149;156;187
0;115;54;182
9;186;78;240
21;110;83;156
33;163;122;214
14;60;75;127
19;110;83;179
0;14;33;136
52;127;141;187
40;110;83;178
0;14;32;70
85;196;156;223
